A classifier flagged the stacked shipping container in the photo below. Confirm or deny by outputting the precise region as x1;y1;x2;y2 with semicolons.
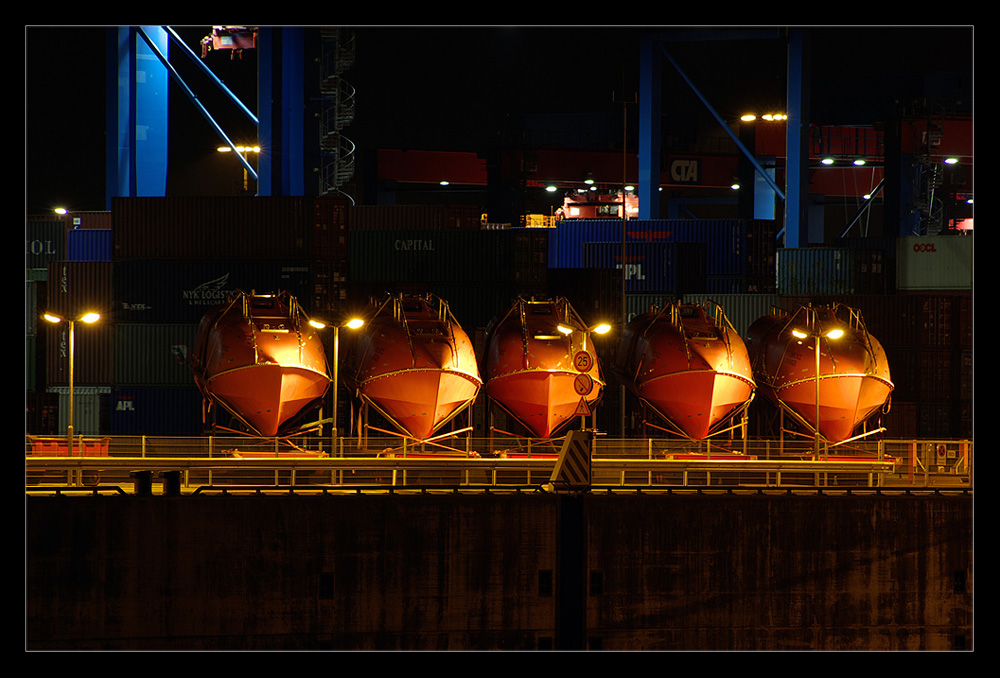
27;201;971;441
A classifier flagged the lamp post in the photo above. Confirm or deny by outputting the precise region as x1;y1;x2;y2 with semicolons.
791;322;844;457
310;317;364;449
43;311;100;455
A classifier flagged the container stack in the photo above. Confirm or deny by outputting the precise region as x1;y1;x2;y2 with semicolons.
27;213;114;435
27;201;972;442
346;227;548;330
781;234;973;439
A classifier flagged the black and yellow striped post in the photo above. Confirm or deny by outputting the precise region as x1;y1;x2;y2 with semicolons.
549;429;593;491
550;428;594;649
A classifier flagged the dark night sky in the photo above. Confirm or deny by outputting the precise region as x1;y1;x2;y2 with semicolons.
24;25;972;214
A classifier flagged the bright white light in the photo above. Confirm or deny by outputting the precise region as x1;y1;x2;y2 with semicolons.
853;159;866;166
345;318;365;330
593;323;611;334
825;328;844;339
80;313;100;324
791;329;807;339
821;158;835;166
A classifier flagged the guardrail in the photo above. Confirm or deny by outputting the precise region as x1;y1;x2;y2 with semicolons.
25;434;971;493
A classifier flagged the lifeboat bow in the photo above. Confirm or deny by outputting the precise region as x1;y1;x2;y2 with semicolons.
345;293;482;441
191;291;332;437
747;303;894;443
485;296;608;439
618;300;756;440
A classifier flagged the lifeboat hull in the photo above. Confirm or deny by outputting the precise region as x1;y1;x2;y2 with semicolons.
747;304;893;442
485;297;606;438
192;292;331;437
619;302;755;440
348;294;482;440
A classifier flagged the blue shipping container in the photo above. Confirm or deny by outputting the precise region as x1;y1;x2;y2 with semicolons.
110;386;204;436
68;228;112;261
549;218;774;279
777;248;886;295
582;241;706;294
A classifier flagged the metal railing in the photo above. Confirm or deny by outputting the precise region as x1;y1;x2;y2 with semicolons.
25;434;972;494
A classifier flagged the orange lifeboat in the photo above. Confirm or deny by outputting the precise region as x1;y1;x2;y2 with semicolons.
484;297;608;438
191;291;331;437
345;294;482;440
747;303;894;443
618;301;755;440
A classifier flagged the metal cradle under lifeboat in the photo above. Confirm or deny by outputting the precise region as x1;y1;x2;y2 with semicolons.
618;300;756;440
484;296;607;439
345;293;482;441
191;290;332;437
747;303;894;443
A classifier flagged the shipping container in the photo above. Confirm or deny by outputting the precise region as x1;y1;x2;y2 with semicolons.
896;235;972;291
680;293;782;339
113;259;316;324
44;261;113;321
26;280;44;337
63;211;112;229
883;347;920;401
546;268;623;330
26;391;59;435
44;322;113;387
958;349;972;401
112;196;324;260
114;324;200;386
109;386;204;436
548;218;776;284
347;204;482;231
348;229;544;288
582;241;706;294
311;259;352;319
26;221;66;268
777;247;887;295
68;228;112;261
804;293;971;350
882;400;918;439
918;401;959;439
49;387;109;435
26;335;38;392
348;281;517;333
312;197;351;259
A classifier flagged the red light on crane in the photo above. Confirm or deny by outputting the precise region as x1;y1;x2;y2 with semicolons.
201;26;258;59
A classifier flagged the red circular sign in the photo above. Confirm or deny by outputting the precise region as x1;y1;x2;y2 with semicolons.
574;373;593;395
573;351;594;372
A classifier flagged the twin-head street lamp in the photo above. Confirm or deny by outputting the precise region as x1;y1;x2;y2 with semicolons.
42;311;101;454
308;316;365;444
791;324;844;457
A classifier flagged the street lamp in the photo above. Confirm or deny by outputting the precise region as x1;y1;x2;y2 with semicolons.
557;321;611;352
791;323;844;457
309;316;364;447
42;311;100;455
217;145;260;193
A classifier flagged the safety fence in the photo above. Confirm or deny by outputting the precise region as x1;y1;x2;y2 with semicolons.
25;434;971;493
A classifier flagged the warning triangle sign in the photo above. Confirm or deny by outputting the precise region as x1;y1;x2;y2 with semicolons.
574;398;592;417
